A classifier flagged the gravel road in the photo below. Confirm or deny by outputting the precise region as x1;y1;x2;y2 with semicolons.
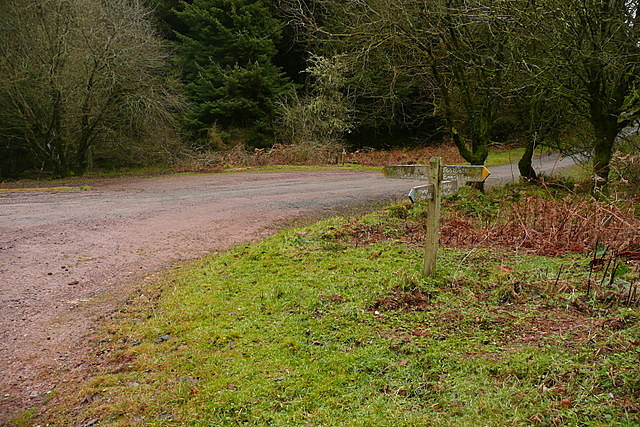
0;153;576;421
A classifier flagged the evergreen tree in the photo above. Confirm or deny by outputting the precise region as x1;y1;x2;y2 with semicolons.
174;0;293;145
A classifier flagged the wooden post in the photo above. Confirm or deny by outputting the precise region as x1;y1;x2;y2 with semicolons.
382;160;489;276
423;157;442;276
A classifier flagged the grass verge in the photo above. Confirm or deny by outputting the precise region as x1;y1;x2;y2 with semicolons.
0;185;92;193
34;184;639;426
223;164;379;173
484;146;527;167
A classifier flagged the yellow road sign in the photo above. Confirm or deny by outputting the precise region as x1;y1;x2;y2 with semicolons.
442;165;491;182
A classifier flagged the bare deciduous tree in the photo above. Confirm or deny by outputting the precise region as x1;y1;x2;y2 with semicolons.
0;0;184;177
281;0;525;174
496;0;640;189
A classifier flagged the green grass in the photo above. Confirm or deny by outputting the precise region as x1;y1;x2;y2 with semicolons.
484;146;528;167
559;164;592;182
0;166;175;189
223;164;380;173
81;165;173;177
0;185;92;193
483;145;562;168
452;145;549;167
39;207;639;426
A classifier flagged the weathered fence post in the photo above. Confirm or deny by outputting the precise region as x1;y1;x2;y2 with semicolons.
423;157;442;276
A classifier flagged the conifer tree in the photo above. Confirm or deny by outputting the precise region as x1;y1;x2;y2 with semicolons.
174;0;293;145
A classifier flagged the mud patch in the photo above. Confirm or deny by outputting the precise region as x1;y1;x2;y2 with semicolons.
370;287;434;312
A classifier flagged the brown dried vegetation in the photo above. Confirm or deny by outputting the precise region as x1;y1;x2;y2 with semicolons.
442;193;640;257
176;142;465;171
329;185;640;259
342;144;464;167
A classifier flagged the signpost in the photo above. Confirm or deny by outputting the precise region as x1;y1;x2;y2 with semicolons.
408;180;460;203
442;165;491;183
383;157;490;276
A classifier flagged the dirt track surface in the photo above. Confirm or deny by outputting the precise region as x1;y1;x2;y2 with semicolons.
0;155;575;421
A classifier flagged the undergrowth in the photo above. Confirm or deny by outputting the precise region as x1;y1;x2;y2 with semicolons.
32;182;639;426
173;142;532;172
339;183;640;258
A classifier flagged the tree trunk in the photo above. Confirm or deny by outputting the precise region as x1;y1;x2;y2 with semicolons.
451;129;489;191
518;135;538;182
591;116;618;192
76;131;91;175
49;89;70;177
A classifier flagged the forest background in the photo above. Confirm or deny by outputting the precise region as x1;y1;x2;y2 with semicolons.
1;0;639;190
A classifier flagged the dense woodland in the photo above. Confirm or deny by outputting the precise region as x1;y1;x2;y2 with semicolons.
1;0;639;187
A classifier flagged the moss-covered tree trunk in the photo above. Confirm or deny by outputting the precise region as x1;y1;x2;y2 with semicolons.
518;136;538;182
591;114;619;192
